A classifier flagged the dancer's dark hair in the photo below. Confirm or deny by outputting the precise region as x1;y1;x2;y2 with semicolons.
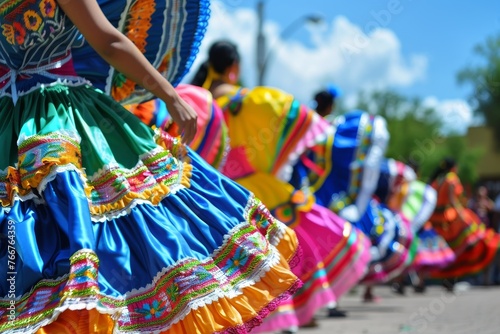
314;90;334;116
191;40;240;87
429;157;456;183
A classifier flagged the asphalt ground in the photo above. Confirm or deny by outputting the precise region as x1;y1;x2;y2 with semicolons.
265;283;500;334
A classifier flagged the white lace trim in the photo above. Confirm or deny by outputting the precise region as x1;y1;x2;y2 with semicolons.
1;78;91;105
16;130;81;150
241;194;287;247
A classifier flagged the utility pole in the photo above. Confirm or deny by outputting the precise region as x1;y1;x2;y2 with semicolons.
256;0;266;86
256;1;322;86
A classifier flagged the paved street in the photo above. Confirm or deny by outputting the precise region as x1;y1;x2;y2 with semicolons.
275;284;500;334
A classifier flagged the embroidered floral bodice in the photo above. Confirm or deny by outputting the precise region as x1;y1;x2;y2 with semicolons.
0;0;85;101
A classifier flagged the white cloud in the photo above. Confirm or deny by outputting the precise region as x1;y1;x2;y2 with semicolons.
186;1;427;104
184;1;473;134
422;97;474;135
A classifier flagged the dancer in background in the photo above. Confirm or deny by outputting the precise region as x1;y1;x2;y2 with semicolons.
376;159;455;294
191;40;371;333
0;1;302;333
470;186;495;228
312;86;341;121
295;101;421;302
427;158;500;289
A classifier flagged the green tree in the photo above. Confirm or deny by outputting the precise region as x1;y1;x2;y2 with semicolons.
457;32;500;149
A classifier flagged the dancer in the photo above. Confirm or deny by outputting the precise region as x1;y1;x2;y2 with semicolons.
312;86;340;121
308;87;373;311
0;1;302;333
376;159;454;294
294;104;421;302
427;158;500;287
191;40;371;333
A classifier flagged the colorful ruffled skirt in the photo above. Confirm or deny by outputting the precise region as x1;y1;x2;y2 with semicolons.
0;84;301;333
429;207;500;278
412;222;455;271
181;86;371;330
126;85;230;171
355;200;417;285
235;173;371;332
387;181;455;272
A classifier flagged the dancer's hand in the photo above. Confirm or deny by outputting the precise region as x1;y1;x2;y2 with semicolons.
165;95;198;144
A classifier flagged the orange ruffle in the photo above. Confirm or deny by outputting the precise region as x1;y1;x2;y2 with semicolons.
430;228;500;278
36;254;300;334
111;0;156;102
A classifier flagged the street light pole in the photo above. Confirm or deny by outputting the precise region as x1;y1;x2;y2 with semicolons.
259;15;323;86
255;1;323;86
256;0;266;87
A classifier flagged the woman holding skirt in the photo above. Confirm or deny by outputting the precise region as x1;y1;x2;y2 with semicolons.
0;1;302;333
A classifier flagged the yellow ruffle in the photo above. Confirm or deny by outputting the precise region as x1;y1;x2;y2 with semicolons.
273;222;300;263
15;135;83;188
1;166;23;207
88;179;171;217
36;309;114;334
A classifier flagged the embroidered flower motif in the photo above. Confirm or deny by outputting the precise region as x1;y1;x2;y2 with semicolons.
2;21;27;45
19;142;65;172
111;176;128;192
224;248;249;275
256;217;270;229
193;267;212;281
39;0;56;18
136;300;167;320
1;24;15;44
166;283;179;302
24;10;42;31
13;22;26;45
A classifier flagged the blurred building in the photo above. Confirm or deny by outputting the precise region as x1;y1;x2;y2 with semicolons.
466;126;500;195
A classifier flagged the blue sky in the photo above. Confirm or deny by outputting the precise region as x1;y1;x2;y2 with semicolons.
186;0;500;133
282;0;500;100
